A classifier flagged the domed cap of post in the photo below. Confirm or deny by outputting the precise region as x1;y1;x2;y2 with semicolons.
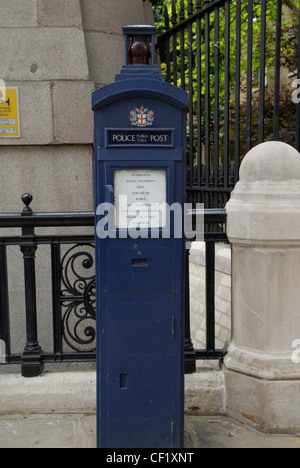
239;141;300;182
226;142;300;246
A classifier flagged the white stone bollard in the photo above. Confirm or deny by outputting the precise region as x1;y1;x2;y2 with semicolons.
224;141;300;433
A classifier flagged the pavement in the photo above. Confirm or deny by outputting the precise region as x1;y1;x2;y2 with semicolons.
1;414;300;449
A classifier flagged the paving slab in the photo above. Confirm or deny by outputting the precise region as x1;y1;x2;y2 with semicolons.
0;414;96;449
185;416;300;449
1;414;300;449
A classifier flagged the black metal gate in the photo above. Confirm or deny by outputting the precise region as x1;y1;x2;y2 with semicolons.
158;0;300;208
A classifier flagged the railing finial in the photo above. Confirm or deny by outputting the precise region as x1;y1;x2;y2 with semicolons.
22;193;33;216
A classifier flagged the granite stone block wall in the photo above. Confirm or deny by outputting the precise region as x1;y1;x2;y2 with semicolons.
0;1;154;369
0;0;154;212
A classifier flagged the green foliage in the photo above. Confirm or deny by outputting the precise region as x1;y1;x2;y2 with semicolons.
152;0;299;159
241;85;297;148
145;0;165;27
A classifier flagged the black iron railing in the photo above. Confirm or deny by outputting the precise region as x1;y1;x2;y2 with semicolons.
0;194;96;378
0;195;227;377
158;0;300;208
185;208;228;373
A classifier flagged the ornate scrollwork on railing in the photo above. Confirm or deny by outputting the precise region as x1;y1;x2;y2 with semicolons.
60;244;96;352
83;279;96;320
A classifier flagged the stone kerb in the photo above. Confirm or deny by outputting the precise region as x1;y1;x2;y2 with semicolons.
224;142;300;433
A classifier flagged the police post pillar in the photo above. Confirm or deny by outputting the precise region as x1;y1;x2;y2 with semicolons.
92;25;189;449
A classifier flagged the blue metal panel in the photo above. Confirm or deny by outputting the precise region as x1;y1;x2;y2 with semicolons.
93;30;188;448
98;238;184;448
93;93;186;162
92;79;189;112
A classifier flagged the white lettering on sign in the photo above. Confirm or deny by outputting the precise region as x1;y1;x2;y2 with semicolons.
112;133;168;143
107;130;173;147
113;134;137;143
114;169;167;229
150;134;168;143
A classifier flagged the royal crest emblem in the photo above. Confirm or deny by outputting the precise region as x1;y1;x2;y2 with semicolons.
130;106;154;127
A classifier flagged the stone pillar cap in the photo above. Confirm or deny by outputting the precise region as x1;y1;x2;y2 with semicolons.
240;141;300;182
226;142;300;245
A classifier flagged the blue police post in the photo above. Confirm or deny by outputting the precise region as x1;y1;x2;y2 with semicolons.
92;25;189;449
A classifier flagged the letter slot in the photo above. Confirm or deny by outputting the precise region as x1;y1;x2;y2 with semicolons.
120;373;128;389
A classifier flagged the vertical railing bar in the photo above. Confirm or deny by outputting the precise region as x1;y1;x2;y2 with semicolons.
213;6;219;209
214;5;220;192
20;194;44;378
206;241;216;353
273;0;282;141
20;243;44;377
204;1;211;208
184;247;196;374
165;37;171;83
0;244;11;360
21;243;39;350
246;0;253;154
180;32;185;91
172;0;178;86
234;0;241;185
258;0;267;144
180;0;186;91
172;36;178;86
223;0;230;190
188;1;194;187
196;12;202;190
51;242;63;359
164;5;171;83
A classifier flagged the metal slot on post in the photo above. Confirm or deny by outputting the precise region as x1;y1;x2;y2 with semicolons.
120;373;128;389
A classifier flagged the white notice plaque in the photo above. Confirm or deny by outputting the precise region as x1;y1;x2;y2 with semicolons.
114;169;167;229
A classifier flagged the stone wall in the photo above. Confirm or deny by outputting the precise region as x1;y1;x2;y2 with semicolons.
81;0;154;87
0;0;154;212
0;0;154;371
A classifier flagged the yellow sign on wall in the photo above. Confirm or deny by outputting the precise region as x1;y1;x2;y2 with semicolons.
0;87;20;138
